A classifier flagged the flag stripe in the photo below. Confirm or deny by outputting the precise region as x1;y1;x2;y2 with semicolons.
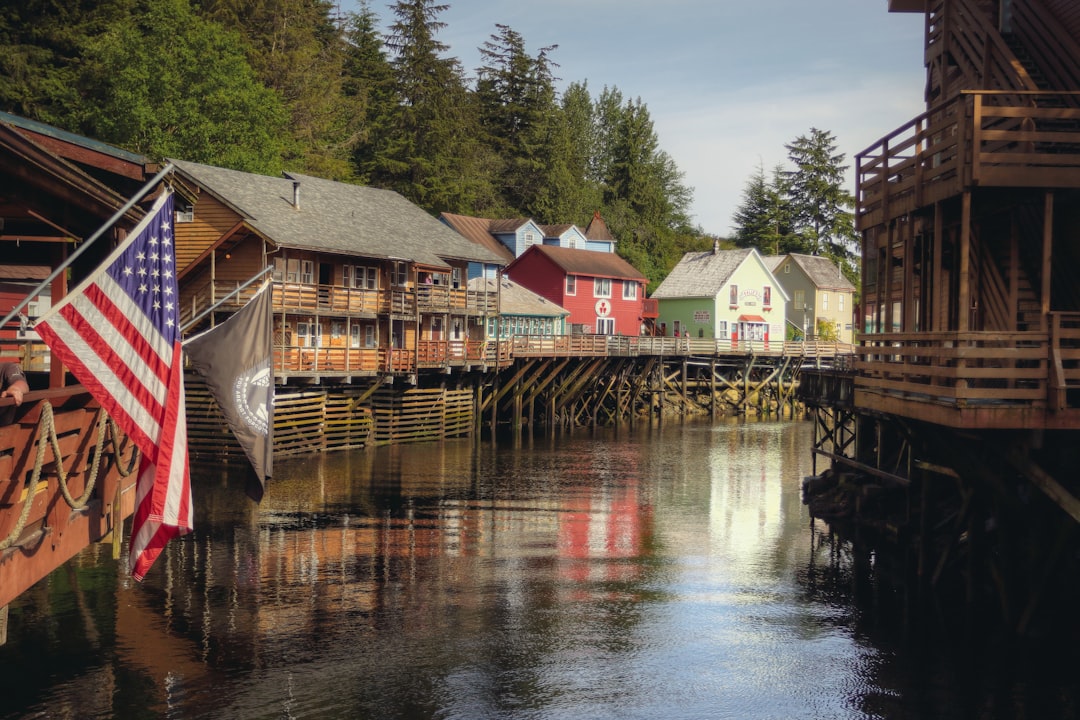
36;190;192;581
39;306;163;452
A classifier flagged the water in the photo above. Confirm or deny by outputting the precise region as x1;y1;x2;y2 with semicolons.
1;419;1077;719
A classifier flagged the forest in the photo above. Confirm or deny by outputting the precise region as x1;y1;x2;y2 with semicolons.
0;0;857;289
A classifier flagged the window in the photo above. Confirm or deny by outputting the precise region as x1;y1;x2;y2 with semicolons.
784;263;791;274
175;203;194;223
622;281;638;300
729;284;738;306
297;322;310;347
794;289;805;310
594;278;612;298
273;257;285;281
566;276;576;295
365;326;376;347
821;292;829;311
391;261;408;286
347;265;378;290
301;260;314;284
286;258;299;283
716;320;728;337
763;286;772;308
331;321;344;340
524;231;538;249
451;267;462;289
350;324;361;348
838;294;845;312
597;317;615;335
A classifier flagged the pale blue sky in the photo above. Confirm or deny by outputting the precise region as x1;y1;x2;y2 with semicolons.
346;0;927;236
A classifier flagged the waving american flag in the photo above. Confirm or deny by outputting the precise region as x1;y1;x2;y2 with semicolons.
36;190;191;581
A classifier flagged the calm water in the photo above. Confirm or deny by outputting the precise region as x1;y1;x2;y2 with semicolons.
1;419;1077;719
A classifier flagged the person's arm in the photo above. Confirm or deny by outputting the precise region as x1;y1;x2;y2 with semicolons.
1;378;29;405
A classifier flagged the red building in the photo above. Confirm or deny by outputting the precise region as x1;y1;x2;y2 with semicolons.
505;245;647;335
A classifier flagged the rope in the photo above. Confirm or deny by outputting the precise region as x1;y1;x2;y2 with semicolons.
0;401;141;552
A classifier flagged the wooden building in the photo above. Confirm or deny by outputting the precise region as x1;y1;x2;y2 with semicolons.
764;254;855;343
171;160;507;381
651;246;787;345
504;245;647;336
799;0;1080;639
856;0;1080;429
469;276;570;339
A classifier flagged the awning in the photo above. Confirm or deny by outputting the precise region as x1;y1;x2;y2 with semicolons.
737;314;766;323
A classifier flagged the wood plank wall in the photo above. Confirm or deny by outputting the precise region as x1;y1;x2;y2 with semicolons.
1041;0;1080;41
186;379;472;463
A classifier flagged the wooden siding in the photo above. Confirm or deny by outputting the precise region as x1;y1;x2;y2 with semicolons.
1040;0;1080;44
174;194;243;275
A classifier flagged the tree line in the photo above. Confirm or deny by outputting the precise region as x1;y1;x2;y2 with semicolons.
0;0;857;290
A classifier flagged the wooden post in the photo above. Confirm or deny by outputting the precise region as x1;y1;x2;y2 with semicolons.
710;358;717;420
932;202;944;333
1042;191;1054;332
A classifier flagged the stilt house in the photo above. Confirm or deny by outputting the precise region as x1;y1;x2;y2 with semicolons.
858;0;1080;428
171;160;507;382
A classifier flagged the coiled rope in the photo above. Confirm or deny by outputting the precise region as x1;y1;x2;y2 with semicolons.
0;402;140;551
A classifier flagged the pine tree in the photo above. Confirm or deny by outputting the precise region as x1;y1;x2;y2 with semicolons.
381;0;489;212
732;162;803;255
783;128;858;267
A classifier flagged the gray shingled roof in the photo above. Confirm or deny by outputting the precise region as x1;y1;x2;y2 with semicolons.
468;276;569;318
651;248;754;298
171;159;506;268
787;253;856;291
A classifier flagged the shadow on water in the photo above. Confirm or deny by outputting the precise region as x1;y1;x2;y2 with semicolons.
0;416;1078;719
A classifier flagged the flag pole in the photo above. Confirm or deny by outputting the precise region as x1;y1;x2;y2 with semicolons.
0;162;175;331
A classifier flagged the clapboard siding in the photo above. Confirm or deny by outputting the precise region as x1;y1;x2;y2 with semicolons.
174;194;244;273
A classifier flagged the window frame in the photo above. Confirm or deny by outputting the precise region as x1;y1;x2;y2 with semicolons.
594;277;612;299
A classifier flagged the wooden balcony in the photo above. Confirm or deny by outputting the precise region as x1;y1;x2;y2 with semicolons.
857;90;1080;228
273;345;409;376
854;314;1080;428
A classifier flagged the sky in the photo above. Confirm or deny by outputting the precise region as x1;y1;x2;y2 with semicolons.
345;0;927;237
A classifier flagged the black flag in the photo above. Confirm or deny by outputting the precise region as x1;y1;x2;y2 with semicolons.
184;280;273;500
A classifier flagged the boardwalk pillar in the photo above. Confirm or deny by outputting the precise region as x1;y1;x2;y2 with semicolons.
710;358;717;420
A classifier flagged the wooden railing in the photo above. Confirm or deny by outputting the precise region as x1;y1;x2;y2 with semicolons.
856;331;1051;406
1049;311;1080;410
857;90;1080;227
512;335;854;360
273;345;421;374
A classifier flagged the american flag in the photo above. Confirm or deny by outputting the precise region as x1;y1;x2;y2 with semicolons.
36;190;192;581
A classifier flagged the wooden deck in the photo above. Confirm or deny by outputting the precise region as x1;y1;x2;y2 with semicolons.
857;90;1080;229
854;313;1080;429
0;387;137;609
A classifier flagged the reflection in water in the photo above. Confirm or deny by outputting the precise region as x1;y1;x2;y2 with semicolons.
1;419;1077;719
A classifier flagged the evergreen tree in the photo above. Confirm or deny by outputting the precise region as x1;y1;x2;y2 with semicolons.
732;162;803;255
195;0;363;179
80;0;288;173
783;128;858;268
343;2;402;184
381;0;490;212
0;0;134;124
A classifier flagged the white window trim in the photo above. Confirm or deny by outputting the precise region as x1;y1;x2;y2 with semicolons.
594;277;612;299
566;276;577;296
622;281;637;300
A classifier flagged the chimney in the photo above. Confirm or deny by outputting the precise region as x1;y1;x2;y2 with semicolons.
283;172;300;209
